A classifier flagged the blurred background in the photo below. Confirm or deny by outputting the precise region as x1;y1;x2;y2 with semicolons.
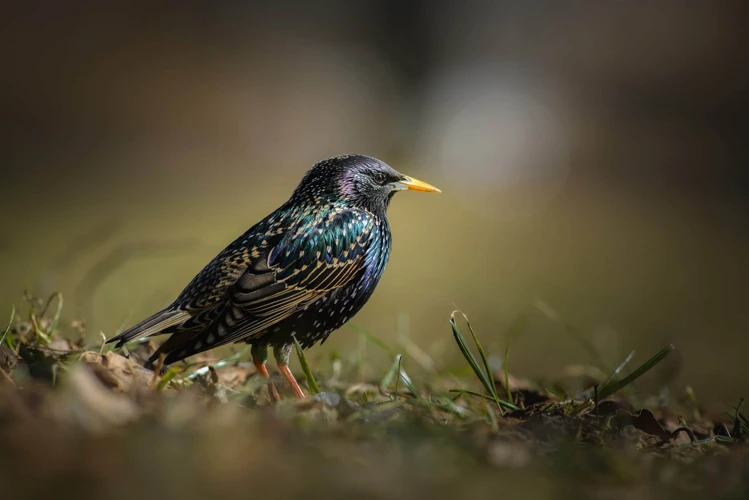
2;1;748;405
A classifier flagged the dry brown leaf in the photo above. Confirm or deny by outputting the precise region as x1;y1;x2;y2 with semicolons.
80;350;154;392
612;408;670;440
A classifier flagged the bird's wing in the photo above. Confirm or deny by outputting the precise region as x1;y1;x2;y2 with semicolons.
158;208;377;363
107;224;277;348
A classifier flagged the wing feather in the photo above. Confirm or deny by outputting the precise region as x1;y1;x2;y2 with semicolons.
109;309;192;347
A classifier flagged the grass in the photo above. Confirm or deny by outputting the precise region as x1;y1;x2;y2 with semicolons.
450;310;517;412
0;305;15;350
0;293;747;500
294;336;321;394
598;344;675;399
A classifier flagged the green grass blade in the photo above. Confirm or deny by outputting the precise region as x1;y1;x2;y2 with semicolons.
449;388;495;403
157;366;183;390
381;354;418;397
740;412;749;428
380;354;401;390
599;345;674;399
0;306;15;349
486;402;499;433
600;350;636;389
448;389;519;411
449;314;486;385
732;402;749;433
411;397;469;418
294;337;320;394
580;349;637;399
456;309;498;400
399;367;419;397
449;312;499;408
436;397;470;418
47;293;63;337
503;342;513;404
726;411;749;435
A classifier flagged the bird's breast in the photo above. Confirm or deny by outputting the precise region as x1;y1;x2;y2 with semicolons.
269;220;393;349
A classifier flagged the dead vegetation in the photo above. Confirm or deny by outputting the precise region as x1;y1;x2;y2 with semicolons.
1;294;747;500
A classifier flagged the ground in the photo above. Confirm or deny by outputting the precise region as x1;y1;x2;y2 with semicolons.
0;294;747;500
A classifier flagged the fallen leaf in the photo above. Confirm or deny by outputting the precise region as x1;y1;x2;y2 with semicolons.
612;408;670;440
80;351;154;391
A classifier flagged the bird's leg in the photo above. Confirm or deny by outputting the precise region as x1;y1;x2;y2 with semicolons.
251;343;279;401
274;343;305;399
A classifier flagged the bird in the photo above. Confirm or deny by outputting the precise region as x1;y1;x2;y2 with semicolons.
108;154;440;399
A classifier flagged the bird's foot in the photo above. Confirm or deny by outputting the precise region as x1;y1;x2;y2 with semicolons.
253;359;280;401
278;362;306;399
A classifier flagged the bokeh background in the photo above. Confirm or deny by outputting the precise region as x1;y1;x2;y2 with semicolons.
2;1;748;405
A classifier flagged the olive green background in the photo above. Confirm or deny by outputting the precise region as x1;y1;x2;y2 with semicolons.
2;2;748;405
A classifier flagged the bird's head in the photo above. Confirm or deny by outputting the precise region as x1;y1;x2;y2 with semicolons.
292;154;440;213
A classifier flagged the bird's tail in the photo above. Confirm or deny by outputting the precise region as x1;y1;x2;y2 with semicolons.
107;308;189;348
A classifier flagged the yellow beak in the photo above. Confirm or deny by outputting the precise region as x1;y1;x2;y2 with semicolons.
395;175;441;193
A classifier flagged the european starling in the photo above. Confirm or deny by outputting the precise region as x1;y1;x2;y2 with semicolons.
108;155;439;398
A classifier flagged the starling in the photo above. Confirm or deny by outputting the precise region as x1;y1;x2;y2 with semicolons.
108;154;440;398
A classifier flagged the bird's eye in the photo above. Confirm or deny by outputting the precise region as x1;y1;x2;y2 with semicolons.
373;173;386;185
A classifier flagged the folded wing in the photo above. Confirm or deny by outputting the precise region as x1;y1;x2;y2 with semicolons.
154;208;376;364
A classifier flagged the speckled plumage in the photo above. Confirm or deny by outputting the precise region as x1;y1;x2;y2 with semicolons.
108;154;439;396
